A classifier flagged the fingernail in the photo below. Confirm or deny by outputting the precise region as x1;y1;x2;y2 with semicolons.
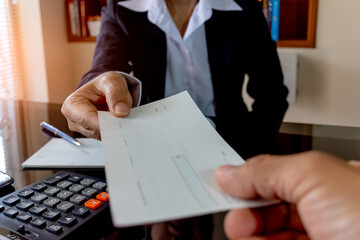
215;165;237;177
115;103;129;116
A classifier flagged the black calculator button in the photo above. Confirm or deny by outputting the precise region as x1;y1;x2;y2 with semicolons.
46;223;63;234
68;175;82;183
31;183;47;192
58;214;77;226
80;178;95;187
3;196;20;206
44;172;70;185
31;193;47;204
70;194;86;205
0;204;4;212
29;205;47;216
17;189;34;199
93;182;107;191
57;180;72;190
44;186;61;196
57;190;73;201
43;209;61;221
69;184;85;194
16;212;32;223
57;201;75;213
82;188;97;198
43;197;61;208
4;208;19;218
72;206;89;218
30;217;46;228
16;200;34;211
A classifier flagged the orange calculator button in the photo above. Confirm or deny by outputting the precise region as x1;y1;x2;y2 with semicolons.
96;192;109;202
85;199;102;209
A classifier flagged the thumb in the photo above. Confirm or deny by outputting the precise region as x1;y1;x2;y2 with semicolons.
94;71;133;117
215;164;255;198
215;152;338;203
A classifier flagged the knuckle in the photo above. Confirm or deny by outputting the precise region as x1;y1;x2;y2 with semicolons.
104;71;122;79
61;106;70;119
61;94;78;118
100;71;125;86
246;154;271;168
286;151;328;185
301;151;328;168
94;131;101;140
60;98;71;116
67;122;77;132
85;129;100;140
98;72;130;98
78;114;89;129
60;104;67;116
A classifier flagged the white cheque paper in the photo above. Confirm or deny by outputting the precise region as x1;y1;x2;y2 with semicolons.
98;91;275;227
22;138;104;169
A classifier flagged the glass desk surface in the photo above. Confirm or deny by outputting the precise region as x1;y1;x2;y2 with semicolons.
0;99;148;239
1;98;360;189
0;98;359;240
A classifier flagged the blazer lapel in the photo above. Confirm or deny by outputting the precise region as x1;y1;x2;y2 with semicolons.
127;12;167;103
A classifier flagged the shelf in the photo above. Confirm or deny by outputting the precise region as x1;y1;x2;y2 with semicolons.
65;0;106;42
67;36;97;42
65;0;318;48
277;0;318;48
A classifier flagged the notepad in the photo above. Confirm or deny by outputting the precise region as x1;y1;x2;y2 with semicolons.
98;91;277;227
22;138;104;170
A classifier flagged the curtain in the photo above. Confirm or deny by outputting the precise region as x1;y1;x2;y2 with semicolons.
0;0;24;99
0;0;26;186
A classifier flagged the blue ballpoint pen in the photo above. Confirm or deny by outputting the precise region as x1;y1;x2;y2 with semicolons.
40;121;81;147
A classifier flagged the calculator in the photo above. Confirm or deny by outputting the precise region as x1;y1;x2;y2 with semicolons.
0;171;111;240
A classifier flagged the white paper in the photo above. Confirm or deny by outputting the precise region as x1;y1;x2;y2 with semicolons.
98;91;276;227
22;138;104;169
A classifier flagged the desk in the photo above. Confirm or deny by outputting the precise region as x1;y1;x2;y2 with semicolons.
0;99;71;190
278;122;360;160
1;99;360;239
0;99;148;239
2;98;359;186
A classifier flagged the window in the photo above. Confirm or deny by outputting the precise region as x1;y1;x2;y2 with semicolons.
0;0;23;99
0;0;24;174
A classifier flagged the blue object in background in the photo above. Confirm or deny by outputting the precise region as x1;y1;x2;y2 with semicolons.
271;0;280;42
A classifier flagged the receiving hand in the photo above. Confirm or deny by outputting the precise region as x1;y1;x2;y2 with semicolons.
61;71;133;139
215;151;360;240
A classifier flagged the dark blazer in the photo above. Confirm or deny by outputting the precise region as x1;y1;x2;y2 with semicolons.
80;0;289;159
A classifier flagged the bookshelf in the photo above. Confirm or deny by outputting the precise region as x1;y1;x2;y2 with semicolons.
65;0;106;42
65;0;318;48
277;0;318;48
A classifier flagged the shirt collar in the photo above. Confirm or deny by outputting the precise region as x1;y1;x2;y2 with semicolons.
118;0;242;41
117;0;242;13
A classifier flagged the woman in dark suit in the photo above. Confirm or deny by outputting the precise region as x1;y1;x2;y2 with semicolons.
62;0;288;159
62;0;288;238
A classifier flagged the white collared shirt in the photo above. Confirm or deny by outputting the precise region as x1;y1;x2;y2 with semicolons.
118;0;242;116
